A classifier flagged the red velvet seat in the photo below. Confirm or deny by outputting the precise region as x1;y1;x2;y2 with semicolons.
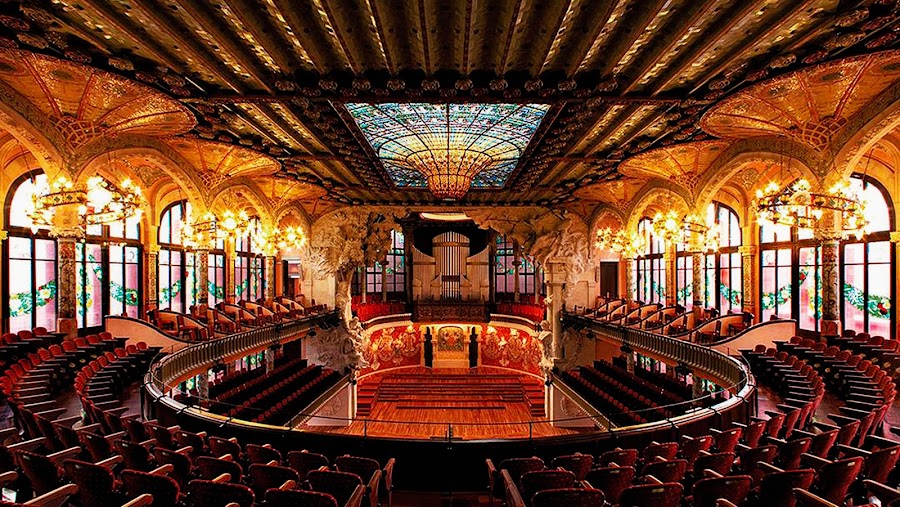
121;469;182;507
63;458;126;507
584;466;635;505
642;459;687;483
265;488;341;507
690;474;751;507
288;450;330;481
308;470;365;507
248;463;299;500
187;479;254;507
520;469;576;503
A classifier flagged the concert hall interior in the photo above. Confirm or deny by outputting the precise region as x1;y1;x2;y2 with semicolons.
2;1;900;506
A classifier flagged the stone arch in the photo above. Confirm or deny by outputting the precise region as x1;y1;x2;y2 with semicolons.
831;91;900;182
693;138;821;211
0;91;66;177
69;136;208;203
208;182;274;226
588;205;625;235
624;180;692;232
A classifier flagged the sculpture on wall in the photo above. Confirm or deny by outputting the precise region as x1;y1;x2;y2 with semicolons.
305;207;405;369
469;206;592;290
537;320;554;375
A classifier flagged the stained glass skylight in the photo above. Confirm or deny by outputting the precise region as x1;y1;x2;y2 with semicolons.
345;103;550;198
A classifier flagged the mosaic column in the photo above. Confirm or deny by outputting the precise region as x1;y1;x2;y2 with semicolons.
545;259;567;362
145;246;159;311
739;245;757;318
265;256;277;299
196;248;209;305
691;251;704;314
820;237;842;337
225;238;236;303
623;257;634;303
664;244;677;306
51;227;82;339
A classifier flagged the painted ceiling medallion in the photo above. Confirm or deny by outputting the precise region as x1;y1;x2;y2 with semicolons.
345;103;550;199
618;140;731;193
0;48;194;148
701;50;900;151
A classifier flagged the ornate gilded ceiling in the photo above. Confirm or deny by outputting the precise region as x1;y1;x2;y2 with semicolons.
701;50;900;151
0;0;894;216
0;48;194;148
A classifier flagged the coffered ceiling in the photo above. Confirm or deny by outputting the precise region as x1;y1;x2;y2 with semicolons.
0;0;897;212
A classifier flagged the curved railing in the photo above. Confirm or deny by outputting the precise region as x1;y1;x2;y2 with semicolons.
142;307;754;491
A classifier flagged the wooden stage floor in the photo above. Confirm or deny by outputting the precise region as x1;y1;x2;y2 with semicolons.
298;366;594;440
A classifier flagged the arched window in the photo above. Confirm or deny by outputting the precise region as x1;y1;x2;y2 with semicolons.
4;170;57;332
759;174;894;337
234;217;265;302
842;175;894;337
494;234;543;302
158;201;198;312
75;202;142;331
703;203;742;314
675;243;693;309
634;218;665;304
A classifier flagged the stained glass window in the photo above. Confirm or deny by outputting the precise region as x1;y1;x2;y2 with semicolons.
208;253;225;306
159;201;191;312
385;230;405;298
5;171;57;332
234;221;265;302
635;218;665;304
842;175;893;337
675;250;693;309
799;246;823;332
495;235;516;296
345;103;550;189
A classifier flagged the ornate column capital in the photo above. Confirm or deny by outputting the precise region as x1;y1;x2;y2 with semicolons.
49;226;84;240
146;245;161;256
738;245;757;256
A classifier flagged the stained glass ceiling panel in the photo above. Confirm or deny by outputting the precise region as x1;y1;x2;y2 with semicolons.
345;103;550;189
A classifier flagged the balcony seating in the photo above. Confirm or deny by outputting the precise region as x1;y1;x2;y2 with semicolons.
550;453;592;480
584;466;635;505
486;457;544;506
187;478;254;507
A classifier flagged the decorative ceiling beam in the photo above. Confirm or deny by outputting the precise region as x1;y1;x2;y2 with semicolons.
126;0;250;92
582;0;670;76
269;0;353;73
59;0;187;72
220;0;314;72
686;0;820;94
618;1;722;94
540;0;619;76
649;0;775;92
169;0;274;93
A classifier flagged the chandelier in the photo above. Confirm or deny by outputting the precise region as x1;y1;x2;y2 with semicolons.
682;213;719;252
595;228;646;257
408;149;494;200
181;211;219;250
651;210;684;244
755;178;868;239
29;175;142;230
252;225;308;256
181;209;251;249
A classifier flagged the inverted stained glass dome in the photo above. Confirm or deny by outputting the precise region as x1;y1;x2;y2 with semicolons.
345;103;550;199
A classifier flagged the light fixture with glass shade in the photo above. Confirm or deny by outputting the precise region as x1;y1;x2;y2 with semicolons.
595;227;646;257
252;224;308;256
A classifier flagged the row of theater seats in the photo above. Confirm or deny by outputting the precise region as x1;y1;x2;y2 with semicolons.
488;416;900;507
495;303;545;323
0;327;394;507
2;413;395;507
829;331;900;379
209;357;342;425
626;360;694;400
561;362;691;426
594;360;687;406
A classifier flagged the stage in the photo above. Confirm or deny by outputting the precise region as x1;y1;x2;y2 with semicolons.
298;366;594;440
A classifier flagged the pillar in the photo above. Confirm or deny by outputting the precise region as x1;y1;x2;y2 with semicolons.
820;237;841;337
691;251;704;315
145;246;159;312
739;246;757;318
664;244;677;306
513;243;522;302
196;369;208;400
624;351;635;374
545;259;567;362
265;255;276;299
52;229;81;338
381;262;387;302
196;248;209;305
225;238;236;303
623;257;634;303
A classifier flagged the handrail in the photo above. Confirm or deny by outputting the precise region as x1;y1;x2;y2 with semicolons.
145;311;338;394
288;374;352;428
565;313;751;392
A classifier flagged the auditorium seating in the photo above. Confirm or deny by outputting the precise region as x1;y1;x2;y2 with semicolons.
209;357;342;425
560;360;689;426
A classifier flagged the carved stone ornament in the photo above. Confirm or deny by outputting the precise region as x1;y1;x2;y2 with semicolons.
469;207;592;289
